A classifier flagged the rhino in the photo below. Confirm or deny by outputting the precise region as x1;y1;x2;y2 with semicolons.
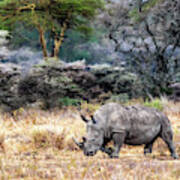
74;103;178;159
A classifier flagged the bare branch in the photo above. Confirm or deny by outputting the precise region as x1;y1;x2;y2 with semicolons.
144;20;159;53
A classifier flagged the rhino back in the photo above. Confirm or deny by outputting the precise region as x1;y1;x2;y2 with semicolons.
126;106;163;126
94;103;125;125
94;103;131;134
123;106;163;144
94;103;168;145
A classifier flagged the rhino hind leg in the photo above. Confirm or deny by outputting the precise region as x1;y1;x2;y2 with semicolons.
160;130;179;159
163;139;179;159
110;132;126;158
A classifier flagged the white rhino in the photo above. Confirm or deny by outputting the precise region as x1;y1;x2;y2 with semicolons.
74;103;178;159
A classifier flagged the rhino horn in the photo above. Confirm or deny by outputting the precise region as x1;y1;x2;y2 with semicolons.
72;137;84;150
80;114;89;123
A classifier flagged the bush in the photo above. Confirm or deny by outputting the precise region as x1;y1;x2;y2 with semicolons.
144;98;164;111
59;97;82;107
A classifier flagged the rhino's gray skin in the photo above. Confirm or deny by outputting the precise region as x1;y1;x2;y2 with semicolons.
79;103;178;159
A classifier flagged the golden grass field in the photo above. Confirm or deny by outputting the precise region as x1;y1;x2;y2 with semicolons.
0;101;179;180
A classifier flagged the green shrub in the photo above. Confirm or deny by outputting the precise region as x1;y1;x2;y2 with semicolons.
59;97;82;107
144;98;163;111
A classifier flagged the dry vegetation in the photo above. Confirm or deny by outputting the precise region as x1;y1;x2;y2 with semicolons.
0;101;180;180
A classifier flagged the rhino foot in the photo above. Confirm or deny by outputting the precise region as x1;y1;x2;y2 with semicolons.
144;148;152;155
100;147;114;155
100;147;119;158
109;152;119;159
172;153;179;159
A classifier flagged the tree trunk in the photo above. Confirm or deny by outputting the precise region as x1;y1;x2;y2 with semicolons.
52;37;62;59
37;25;48;59
51;22;67;59
157;55;168;73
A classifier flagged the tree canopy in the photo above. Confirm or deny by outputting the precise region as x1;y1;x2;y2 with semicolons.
0;0;104;59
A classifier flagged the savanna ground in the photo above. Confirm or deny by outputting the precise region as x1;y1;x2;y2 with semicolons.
0;100;180;180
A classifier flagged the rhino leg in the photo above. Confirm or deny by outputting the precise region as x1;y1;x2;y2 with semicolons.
160;131;179;159
100;146;114;155
110;132;126;158
144;138;157;155
144;132;161;155
162;138;179;159
144;143;153;155
100;138;113;155
164;140;178;159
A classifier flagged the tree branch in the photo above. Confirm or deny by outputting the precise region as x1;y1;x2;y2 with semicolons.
144;20;159;53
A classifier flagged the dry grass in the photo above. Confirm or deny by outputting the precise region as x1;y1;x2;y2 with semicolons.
0;102;179;180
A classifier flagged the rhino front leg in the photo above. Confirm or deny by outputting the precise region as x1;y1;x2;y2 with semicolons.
100;138;114;156
100;146;114;155
110;132;126;158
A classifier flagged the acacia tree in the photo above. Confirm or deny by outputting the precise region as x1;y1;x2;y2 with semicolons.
101;0;180;96
0;0;104;60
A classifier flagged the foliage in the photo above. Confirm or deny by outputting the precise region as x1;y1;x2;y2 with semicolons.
59;97;82;107
60;30;94;62
144;98;164;111
142;0;162;11
102;0;180;97
175;72;180;82
60;27;104;63
9;23;40;49
129;0;163;22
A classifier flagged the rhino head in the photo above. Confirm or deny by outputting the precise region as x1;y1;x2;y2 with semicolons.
74;115;104;156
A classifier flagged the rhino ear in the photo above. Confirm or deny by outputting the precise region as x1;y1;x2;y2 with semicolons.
91;115;97;124
80;115;89;123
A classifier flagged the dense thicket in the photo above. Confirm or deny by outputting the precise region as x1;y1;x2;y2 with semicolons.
101;0;180;96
